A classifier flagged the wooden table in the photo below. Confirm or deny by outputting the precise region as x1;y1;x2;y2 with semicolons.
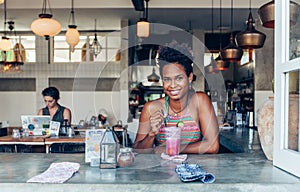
44;135;85;153
0;135;45;152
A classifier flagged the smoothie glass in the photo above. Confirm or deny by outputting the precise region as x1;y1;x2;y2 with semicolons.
165;126;181;156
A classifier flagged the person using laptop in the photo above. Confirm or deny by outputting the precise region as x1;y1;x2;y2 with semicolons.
38;86;72;126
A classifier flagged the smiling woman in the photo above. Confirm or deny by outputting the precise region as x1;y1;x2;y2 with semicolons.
133;41;219;154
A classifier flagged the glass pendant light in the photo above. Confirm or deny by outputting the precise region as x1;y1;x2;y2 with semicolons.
0;2;24;73
137;0;150;38
31;0;61;40
220;0;243;62
235;0;266;49
0;0;10;51
89;19;102;57
66;0;80;53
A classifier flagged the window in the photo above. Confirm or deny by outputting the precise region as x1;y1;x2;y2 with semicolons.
274;0;300;177
0;35;36;63
53;32;121;63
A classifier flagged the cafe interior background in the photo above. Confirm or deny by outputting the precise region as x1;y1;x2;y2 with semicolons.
0;0;276;140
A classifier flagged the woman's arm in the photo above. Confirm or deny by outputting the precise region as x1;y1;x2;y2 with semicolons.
179;93;219;154
63;108;72;125
133;100;164;153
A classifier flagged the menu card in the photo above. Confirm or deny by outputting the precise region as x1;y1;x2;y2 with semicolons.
85;129;106;163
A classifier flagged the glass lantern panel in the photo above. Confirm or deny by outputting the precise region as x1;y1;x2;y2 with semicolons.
101;144;117;163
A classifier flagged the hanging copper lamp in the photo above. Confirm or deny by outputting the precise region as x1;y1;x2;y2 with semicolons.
220;0;243;62
147;67;160;82
258;0;300;29
235;11;266;49
205;54;217;74
220;33;243;62
214;53;230;71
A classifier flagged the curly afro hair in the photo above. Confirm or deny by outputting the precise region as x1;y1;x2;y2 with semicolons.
156;41;193;77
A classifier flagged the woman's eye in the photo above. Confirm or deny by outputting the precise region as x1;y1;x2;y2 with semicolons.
163;78;170;82
176;76;183;81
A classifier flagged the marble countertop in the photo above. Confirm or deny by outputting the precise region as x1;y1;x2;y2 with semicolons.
0;152;299;192
219;126;261;153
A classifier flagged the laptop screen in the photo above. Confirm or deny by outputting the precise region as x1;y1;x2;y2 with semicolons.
21;115;51;135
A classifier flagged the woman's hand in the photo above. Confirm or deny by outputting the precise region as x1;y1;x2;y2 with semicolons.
154;145;166;154
148;110;164;137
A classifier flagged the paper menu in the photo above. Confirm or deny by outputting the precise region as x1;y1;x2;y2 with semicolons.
85;129;106;163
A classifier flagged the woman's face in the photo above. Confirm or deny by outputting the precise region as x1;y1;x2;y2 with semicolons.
43;96;57;109
162;63;193;100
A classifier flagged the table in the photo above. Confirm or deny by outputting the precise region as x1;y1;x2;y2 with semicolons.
44;135;85;153
0;152;299;192
0;135;45;152
0;134;85;153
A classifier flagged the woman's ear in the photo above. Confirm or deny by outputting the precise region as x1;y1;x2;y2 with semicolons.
188;73;194;83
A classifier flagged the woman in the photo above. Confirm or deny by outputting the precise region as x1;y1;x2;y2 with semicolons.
133;41;219;154
38;86;72;126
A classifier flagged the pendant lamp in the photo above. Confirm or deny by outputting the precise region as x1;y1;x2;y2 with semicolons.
89;19;102;57
258;0;300;29
31;0;61;40
66;0;80;53
214;0;229;71
0;2;24;73
137;0;150;38
0;1;10;51
220;0;243;62
235;0;266;49
205;0;217;74
147;67;160;82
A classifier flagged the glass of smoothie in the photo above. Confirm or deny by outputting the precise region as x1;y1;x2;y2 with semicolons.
165;126;181;156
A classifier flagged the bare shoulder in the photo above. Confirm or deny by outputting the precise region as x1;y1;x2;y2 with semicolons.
190;91;211;103
142;97;165;113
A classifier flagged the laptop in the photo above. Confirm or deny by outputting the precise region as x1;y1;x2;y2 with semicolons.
21;115;51;136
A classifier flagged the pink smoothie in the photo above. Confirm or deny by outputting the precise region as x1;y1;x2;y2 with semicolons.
166;137;180;156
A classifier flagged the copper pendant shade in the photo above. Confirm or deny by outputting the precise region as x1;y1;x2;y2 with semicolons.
258;0;300;28
147;67;160;82
235;11;266;49
214;54;230;71
220;33;244;62
205;54;217;74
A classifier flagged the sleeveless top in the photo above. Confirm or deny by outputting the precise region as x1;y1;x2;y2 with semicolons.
42;104;65;127
155;96;202;145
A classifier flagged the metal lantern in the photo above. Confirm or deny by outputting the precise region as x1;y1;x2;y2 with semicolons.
100;127;119;169
214;53;230;71
235;11;266;49
258;0;300;28
221;33;244;62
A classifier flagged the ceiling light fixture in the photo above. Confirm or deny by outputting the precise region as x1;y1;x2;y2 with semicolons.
31;0;61;40
205;0;217;74
0;1;24;73
235;0;266;50
0;0;10;51
220;0;243;62
258;0;300;29
89;19;102;57
66;0;80;53
147;67;160;82
0;0;4;4
214;0;229;71
137;0;150;38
